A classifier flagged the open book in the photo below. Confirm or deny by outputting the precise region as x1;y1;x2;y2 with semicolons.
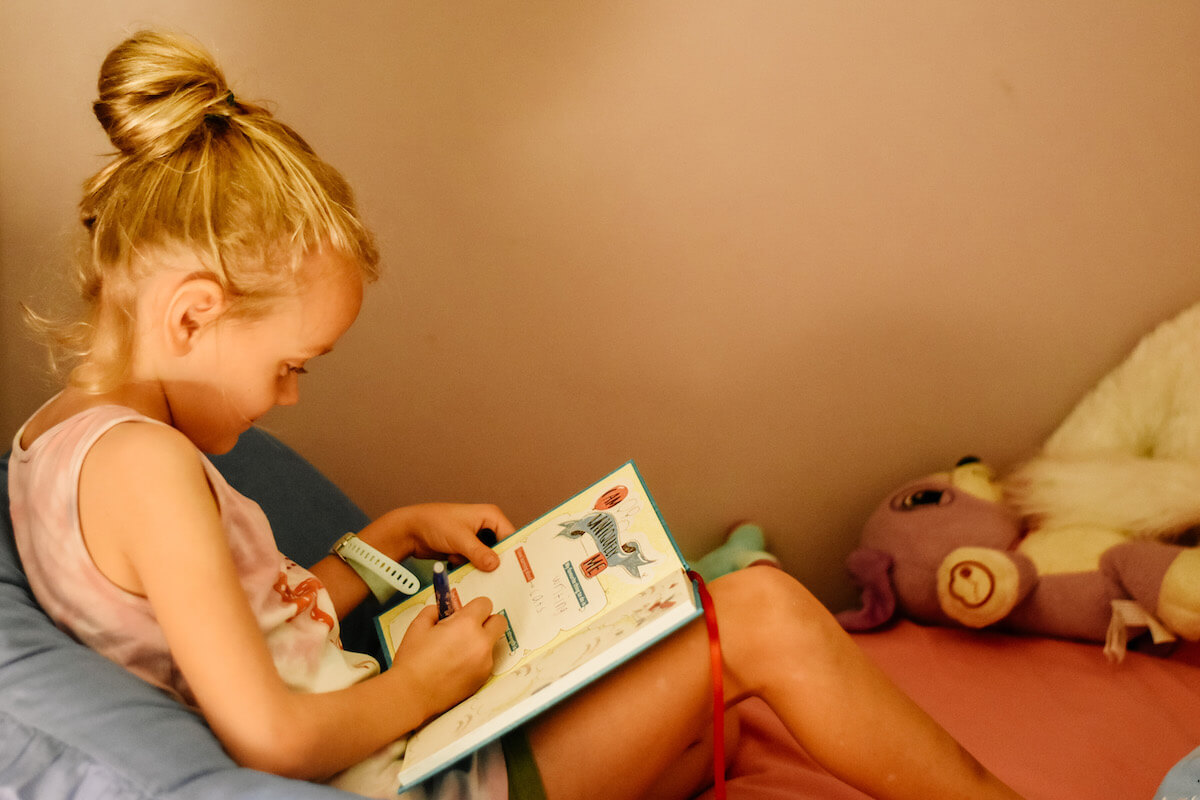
375;461;702;793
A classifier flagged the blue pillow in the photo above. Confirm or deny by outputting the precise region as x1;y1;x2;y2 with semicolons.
1157;745;1200;799
0;428;375;799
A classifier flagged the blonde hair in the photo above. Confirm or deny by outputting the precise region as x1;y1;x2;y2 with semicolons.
33;29;379;391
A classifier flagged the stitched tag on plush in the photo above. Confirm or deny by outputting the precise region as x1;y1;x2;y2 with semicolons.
1105;600;1176;663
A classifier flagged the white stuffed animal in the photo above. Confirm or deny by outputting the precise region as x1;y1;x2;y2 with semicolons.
1004;302;1200;647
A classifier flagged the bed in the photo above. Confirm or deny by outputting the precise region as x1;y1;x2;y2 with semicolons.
1;428;1196;798
700;624;1200;799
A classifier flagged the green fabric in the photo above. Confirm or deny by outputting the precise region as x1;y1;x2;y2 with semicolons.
501;727;548;800
691;522;779;582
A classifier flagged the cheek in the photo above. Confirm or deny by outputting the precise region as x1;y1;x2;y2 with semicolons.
258;374;289;407
221;370;279;418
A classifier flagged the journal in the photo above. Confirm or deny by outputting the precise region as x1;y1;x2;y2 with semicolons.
374;461;702;793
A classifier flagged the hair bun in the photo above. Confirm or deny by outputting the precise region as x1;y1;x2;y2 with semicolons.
93;30;240;160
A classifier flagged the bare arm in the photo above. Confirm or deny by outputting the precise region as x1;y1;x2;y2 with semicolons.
79;423;507;780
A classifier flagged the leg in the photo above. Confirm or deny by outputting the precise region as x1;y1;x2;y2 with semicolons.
528;566;1019;800
633;705;739;800
527;629;725;800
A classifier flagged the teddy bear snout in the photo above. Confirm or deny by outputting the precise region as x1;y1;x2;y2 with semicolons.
947;561;995;609
937;547;1023;629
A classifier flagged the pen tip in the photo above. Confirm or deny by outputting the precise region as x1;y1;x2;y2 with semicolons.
433;561;445;574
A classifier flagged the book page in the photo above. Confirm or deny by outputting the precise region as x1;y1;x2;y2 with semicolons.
398;571;697;777
380;462;686;677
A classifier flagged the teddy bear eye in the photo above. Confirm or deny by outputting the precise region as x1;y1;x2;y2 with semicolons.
900;489;949;509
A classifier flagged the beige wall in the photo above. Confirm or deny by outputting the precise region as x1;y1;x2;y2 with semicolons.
3;2;1199;610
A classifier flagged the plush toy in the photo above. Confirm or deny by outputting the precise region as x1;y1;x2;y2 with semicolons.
836;457;1197;660
839;302;1200;659
1005;302;1200;544
690;522;779;583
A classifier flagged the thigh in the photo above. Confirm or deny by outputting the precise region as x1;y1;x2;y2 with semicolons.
525;617;720;800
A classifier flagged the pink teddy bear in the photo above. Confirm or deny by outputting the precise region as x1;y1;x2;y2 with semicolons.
837;457;1197;661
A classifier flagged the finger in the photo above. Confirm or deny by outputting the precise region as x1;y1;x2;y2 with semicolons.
455;596;494;621
461;536;501;572
482;612;511;642
404;604;439;636
481;507;517;540
418;603;441;623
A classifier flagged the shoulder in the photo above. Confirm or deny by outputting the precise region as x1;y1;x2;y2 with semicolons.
87;418;203;471
83;420;213;509
80;421;227;595
74;421;217;595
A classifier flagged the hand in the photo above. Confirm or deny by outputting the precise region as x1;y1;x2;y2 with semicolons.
390;597;509;719
360;503;516;572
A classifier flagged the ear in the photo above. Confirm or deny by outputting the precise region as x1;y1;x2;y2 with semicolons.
164;275;228;353
835;548;897;631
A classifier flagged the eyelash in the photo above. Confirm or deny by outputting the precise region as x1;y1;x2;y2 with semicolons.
285;365;308;376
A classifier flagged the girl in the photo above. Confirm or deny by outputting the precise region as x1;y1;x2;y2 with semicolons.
9;30;1021;800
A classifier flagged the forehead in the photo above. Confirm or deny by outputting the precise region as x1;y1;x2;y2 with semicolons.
275;250;364;350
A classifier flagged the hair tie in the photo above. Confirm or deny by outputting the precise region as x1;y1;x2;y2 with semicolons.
206;91;239;125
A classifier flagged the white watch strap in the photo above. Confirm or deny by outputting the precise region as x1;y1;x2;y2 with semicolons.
333;533;421;601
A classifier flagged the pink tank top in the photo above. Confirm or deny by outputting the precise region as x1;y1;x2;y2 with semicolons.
8;404;379;706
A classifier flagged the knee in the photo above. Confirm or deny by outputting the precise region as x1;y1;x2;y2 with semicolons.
709;563;787;604
708;566;840;657
709;564;821;616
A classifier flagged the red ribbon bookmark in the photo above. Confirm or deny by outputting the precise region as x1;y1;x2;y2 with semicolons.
687;570;726;800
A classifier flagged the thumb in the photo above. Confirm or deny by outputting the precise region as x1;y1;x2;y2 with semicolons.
462;536;501;572
409;603;440;632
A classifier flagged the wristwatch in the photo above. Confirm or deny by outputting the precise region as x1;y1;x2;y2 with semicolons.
331;533;421;603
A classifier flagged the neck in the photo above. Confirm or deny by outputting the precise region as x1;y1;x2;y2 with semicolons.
60;379;174;426
20;379;173;452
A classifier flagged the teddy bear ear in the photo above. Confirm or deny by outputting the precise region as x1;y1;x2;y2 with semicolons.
836;548;897;631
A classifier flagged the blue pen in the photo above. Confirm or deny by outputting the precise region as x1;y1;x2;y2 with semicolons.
432;561;454;620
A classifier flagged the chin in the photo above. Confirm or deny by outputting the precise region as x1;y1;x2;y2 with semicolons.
197;439;237;456
196;428;245;455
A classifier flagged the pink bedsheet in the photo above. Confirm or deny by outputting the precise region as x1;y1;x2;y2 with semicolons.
697;621;1200;799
